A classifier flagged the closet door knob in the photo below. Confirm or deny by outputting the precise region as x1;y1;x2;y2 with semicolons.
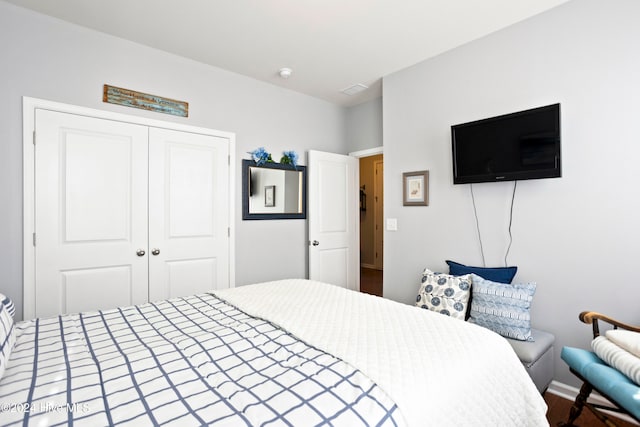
311;240;320;246
151;248;160;256
136;249;146;257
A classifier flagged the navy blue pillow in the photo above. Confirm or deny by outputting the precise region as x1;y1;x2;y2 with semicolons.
446;260;517;284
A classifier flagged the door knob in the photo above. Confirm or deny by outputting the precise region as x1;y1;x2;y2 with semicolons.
136;249;146;257
151;248;160;256
311;240;320;246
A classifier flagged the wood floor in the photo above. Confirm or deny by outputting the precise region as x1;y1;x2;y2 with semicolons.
544;392;637;426
360;267;383;297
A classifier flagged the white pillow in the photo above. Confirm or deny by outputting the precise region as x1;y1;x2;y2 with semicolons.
606;329;640;358
592;336;640;386
0;293;17;381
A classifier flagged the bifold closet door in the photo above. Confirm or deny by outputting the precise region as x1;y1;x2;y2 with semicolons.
34;111;231;317
147;128;230;302
34;109;150;318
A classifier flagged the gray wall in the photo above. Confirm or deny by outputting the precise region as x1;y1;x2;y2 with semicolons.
382;0;640;387
346;98;383;153
0;1;346;320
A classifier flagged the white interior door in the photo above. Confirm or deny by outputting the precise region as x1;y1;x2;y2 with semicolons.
148;128;230;301
308;150;359;290
34;109;149;317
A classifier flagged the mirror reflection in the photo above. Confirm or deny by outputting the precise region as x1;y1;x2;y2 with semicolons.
242;159;307;220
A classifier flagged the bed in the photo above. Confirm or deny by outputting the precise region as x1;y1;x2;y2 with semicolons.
0;279;548;426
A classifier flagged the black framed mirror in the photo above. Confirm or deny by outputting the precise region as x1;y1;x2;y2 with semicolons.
242;159;307;220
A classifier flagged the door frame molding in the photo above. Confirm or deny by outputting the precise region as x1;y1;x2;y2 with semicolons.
23;97;236;319
348;146;383;159
373;159;384;270
349;147;384;272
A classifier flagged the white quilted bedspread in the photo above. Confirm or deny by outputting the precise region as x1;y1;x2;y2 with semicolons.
214;279;548;427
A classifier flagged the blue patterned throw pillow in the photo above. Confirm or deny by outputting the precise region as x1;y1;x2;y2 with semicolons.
467;274;536;341
416;269;472;320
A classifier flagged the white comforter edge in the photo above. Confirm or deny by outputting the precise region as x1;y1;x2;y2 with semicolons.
214;279;548;427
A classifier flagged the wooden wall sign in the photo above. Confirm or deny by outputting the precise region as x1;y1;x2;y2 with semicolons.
103;84;189;117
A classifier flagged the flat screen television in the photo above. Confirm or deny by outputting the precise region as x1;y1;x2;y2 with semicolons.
451;103;561;184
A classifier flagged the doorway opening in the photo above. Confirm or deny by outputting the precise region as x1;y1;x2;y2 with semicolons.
358;153;383;297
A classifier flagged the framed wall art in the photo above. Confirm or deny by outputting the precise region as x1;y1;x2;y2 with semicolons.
265;185;275;207
403;170;428;206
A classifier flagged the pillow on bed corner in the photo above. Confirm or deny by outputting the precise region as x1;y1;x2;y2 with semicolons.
467;274;536;341
446;260;517;284
0;293;17;381
415;269;472;320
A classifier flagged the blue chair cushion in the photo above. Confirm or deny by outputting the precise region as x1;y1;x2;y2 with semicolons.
561;346;640;420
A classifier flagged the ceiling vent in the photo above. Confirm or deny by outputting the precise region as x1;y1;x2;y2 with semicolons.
340;83;368;96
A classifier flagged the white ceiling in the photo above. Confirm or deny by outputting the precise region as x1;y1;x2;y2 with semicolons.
6;0;570;107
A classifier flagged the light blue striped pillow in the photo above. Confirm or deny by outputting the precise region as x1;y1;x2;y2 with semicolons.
467;274;536;341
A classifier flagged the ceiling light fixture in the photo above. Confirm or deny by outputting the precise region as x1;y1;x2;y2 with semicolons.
279;68;293;79
340;83;369;96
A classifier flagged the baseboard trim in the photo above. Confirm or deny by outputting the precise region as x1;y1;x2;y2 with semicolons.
546;380;581;402
360;263;379;270
547;380;639;425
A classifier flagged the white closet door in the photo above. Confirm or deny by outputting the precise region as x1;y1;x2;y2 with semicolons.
34;109;149;317
148;128;230;301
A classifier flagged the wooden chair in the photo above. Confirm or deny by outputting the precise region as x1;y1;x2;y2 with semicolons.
560;312;640;426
